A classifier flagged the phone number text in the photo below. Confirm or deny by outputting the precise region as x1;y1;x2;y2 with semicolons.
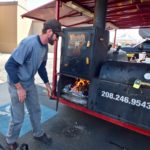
101;91;150;110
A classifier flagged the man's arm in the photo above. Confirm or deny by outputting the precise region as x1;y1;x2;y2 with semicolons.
5;57;20;83
38;60;52;97
5;57;26;103
38;61;49;83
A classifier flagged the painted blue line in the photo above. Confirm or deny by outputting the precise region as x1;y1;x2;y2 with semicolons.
0;104;57;137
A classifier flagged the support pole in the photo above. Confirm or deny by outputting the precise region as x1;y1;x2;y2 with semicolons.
113;29;117;48
52;0;60;97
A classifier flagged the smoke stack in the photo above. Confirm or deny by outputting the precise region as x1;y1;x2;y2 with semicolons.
94;0;108;29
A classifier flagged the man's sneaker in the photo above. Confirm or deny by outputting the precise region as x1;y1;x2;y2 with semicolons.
34;133;52;145
20;143;29;150
6;142;19;150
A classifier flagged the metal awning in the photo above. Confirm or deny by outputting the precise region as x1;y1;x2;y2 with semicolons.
22;0;150;29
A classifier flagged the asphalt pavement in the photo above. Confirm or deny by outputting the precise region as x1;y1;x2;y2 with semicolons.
0;53;150;150
0;83;150;150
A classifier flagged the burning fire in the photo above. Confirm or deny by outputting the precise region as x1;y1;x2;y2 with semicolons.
62;78;90;99
71;79;90;92
62;78;89;105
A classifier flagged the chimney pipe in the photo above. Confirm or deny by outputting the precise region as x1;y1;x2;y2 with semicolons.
94;0;108;29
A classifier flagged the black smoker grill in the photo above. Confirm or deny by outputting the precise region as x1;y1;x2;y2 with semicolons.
58;26;150;131
88;61;150;130
58;0;150;131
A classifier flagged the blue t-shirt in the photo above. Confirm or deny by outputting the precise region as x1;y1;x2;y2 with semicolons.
11;35;48;87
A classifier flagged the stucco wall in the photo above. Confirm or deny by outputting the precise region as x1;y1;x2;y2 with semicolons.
0;1;55;53
17;3;32;45
31;20;43;35
0;4;17;53
0;1;32;53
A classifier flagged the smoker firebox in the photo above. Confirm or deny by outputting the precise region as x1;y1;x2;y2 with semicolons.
58;74;89;106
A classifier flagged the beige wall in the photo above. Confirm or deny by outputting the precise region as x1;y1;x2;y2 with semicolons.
31;20;43;35
17;4;32;45
0;1;55;53
0;0;32;53
0;4;17;53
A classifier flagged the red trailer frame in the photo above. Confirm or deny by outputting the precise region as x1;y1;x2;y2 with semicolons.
22;0;150;137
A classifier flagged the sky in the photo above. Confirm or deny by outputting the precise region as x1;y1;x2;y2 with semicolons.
27;0;51;10
110;29;142;43
0;0;52;10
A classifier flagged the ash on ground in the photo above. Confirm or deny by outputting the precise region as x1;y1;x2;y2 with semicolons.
62;122;85;138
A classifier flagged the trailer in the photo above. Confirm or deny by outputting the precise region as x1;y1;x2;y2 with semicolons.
22;0;150;137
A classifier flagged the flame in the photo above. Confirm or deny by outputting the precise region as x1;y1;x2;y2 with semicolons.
71;79;90;92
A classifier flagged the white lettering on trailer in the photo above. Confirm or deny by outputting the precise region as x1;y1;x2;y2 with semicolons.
101;91;150;110
144;73;150;80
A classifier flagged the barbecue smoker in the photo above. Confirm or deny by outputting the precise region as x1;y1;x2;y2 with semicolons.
58;26;150;131
57;0;150;133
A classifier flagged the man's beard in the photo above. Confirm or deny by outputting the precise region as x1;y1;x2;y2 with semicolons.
48;33;54;45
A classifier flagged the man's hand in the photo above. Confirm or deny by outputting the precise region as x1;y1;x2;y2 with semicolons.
15;83;26;103
45;83;52;98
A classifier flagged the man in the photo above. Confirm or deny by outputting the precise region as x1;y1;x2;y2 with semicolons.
5;19;63;150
